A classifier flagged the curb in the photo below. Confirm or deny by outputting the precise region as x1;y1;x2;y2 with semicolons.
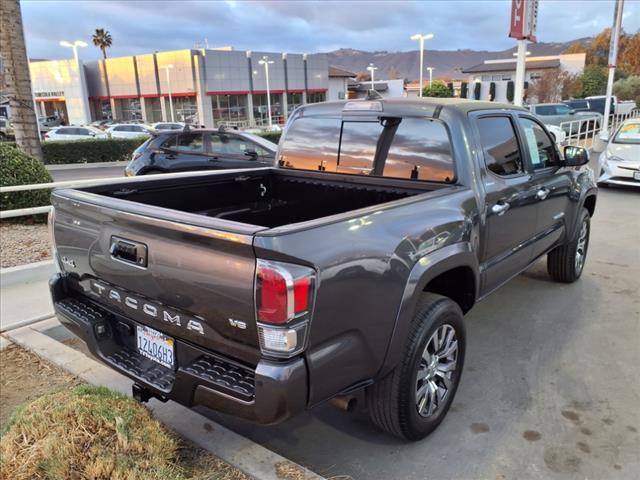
46;161;129;171
0;260;55;287
5;320;325;480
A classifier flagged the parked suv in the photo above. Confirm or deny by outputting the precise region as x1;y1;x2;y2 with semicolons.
125;127;277;176
530;103;602;134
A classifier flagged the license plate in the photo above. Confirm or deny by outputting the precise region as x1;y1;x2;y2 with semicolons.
136;325;174;369
634;171;640;181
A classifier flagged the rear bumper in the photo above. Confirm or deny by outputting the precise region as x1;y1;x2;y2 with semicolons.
50;273;307;424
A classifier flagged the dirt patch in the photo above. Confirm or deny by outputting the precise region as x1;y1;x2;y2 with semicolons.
543;446;582;474
0;343;81;428
0;344;249;480
523;430;542;442
275;461;310;480
470;422;490;434
561;410;581;424
0;223;51;268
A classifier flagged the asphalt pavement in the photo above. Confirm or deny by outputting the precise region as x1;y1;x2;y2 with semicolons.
200;187;639;480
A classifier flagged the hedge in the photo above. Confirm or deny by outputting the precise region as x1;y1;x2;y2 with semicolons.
257;131;281;145
0;143;53;214
474;82;481;100
460;82;468;99
41;138;147;165
506;81;515;103
489;82;496;101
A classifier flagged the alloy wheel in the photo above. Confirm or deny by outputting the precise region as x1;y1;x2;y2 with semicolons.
415;324;458;418
575;219;589;275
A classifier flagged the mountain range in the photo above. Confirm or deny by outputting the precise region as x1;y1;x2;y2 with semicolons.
324;38;590;81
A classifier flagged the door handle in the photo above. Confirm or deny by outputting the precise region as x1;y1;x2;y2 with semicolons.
491;201;510;216
536;188;550;200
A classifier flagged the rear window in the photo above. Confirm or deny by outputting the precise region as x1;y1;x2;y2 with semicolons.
279;116;454;182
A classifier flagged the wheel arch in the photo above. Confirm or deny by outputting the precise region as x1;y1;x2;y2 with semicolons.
377;242;479;379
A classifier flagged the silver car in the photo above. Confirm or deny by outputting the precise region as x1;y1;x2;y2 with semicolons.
599;119;640;187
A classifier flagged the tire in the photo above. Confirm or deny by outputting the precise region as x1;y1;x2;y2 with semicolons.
547;208;590;283
367;293;466;441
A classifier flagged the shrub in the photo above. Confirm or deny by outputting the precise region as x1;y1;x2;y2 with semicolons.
257;131;281;145
507;81;515;102
0;143;53;214
422;80;453;98
613;75;640;103
0;385;185;480
489;82;496;101
41;137;147;165
474;82;481;100
460;82;468;99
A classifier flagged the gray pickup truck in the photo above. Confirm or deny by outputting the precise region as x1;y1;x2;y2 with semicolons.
49;98;597;441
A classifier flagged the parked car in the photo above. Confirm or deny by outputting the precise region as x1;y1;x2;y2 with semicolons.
563;99;591;112
38;115;62;128
151;122;186;131
49;98;597;441
125;127;277;176
0;117;14;141
107;123;153;139
90;119;114;130
544;124;566;144
585;95;636;116
529;103;602;134
44;126;108;141
598;118;640;187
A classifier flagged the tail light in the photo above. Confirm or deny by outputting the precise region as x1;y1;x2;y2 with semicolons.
255;259;315;358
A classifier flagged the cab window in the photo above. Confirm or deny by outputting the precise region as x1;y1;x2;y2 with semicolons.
163;133;204;153
476;116;524;176
520;117;560;169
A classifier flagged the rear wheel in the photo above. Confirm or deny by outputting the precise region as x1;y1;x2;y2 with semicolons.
547;208;590;283
367;293;466;440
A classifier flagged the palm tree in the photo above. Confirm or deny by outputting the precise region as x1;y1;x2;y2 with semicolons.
92;28;112;59
0;0;43;160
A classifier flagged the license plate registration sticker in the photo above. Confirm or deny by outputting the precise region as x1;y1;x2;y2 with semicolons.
136;325;174;369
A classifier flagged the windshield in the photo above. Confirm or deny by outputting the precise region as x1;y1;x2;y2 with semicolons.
613;122;640;144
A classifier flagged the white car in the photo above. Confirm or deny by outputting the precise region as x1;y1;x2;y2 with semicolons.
545;124;566;145
44;126;107;141
107;124;152;139
599;119;640;187
150;122;185;131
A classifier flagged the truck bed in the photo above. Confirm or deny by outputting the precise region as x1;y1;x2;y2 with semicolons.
83;169;439;229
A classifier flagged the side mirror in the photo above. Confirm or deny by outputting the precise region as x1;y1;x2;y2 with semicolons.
563;145;590;166
569;109;576;115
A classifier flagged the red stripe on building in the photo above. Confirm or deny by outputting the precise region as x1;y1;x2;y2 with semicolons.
252;90;286;95
306;88;328;93
206;91;250;96
110;94;139;100
89;96;110;101
140;93;161;99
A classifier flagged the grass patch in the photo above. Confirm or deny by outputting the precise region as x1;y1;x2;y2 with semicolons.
0;382;250;480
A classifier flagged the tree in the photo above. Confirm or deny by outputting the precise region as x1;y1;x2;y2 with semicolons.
506;81;515;102
422;80;453;98
92;28;112;59
0;0;43;160
355;71;370;82
577;65;607;97
460;81;468;99
474;82;481;100
564;29;640;76
613;75;640;107
387;66;400;80
489;82;496;101
529;70;581;103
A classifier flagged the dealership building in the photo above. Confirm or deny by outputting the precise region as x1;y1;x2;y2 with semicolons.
29;48;329;127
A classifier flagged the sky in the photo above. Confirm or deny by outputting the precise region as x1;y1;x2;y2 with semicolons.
21;0;640;60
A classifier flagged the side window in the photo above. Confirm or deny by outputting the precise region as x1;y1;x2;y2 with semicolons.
476;116;524;176
337;121;383;173
520;117;560;169
210;135;253;156
535;106;554;116
77;128;90;136
555;105;572;115
114;126;126;132
164;133;204;153
382;118;455;182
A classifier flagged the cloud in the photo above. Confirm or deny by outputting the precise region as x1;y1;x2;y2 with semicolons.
20;0;639;61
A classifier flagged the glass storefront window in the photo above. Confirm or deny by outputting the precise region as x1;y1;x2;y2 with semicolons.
306;92;326;104
287;92;302;113
170;96;198;124
211;94;248;127
121;98;142;121
253;93;283;126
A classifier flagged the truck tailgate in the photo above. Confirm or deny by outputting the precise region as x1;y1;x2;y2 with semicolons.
51;190;264;366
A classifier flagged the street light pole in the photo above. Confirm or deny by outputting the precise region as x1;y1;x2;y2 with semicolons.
367;63;378;91
161;65;175;122
427;67;434;88
259;56;275;128
410;33;434;97
603;0;625;135
60;40;88;64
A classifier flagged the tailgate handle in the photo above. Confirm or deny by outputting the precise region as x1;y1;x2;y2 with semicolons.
110;236;148;268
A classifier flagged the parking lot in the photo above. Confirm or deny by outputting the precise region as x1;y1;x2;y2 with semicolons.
195;186;639;480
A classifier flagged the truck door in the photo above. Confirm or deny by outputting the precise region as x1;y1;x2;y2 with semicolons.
516;114;572;259
471;113;540;295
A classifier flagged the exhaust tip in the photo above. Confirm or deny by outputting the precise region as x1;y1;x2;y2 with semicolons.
329;395;358;412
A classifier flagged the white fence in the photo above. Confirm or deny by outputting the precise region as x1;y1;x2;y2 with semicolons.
559;108;640;150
